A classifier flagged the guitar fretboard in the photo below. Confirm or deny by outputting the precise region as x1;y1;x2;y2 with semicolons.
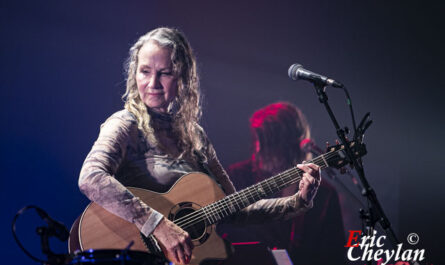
178;150;337;228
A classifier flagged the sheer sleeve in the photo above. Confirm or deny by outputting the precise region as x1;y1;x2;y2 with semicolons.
201;130;312;225
78;111;163;236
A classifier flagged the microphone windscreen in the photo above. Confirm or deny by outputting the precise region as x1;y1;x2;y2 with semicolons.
288;63;302;80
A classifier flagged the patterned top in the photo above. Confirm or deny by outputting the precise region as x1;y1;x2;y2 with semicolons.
79;109;311;236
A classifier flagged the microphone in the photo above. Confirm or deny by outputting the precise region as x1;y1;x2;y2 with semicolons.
288;64;344;88
36;208;70;241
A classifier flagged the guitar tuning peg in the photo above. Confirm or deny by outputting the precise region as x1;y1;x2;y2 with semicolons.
335;139;340;145
326;141;330;148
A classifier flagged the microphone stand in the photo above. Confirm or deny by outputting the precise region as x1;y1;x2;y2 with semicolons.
311;82;400;262
36;226;69;265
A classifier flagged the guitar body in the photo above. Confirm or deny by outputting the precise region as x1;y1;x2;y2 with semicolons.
70;172;232;265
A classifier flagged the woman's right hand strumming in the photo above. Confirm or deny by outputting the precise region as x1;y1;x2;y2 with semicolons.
152;217;194;264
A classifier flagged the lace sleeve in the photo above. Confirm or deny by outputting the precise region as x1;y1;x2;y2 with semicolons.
78;112;163;236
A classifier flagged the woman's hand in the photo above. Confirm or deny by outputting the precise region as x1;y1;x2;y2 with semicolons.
296;162;321;205
152;217;194;264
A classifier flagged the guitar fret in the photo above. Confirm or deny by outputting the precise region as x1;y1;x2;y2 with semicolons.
245;189;252;202
214;202;222;221
230;194;241;212
270;177;280;192
211;202;219;222
226;198;236;214
263;180;272;194
320;154;328;168
275;174;283;189
202;207;210;224
241;191;250;207
256;185;266;198
212;201;221;220
250;188;256;201
206;207;215;224
253;187;261;200
270;179;278;193
208;204;216;223
233;192;243;209
278;175;285;189
277;174;285;187
221;199;229;216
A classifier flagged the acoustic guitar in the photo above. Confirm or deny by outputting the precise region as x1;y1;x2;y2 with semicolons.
69;141;366;264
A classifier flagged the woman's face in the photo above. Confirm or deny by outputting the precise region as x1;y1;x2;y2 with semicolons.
136;41;178;113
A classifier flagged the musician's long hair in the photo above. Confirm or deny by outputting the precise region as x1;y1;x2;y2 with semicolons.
250;102;311;173
123;27;203;160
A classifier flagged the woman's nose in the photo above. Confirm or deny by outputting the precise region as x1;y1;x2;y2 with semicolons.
148;73;162;90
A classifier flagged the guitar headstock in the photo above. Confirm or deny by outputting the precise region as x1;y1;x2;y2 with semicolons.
325;140;367;169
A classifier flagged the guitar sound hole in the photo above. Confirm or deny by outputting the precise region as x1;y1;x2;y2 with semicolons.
172;207;206;241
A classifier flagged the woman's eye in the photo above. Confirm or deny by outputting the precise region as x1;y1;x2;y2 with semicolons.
160;72;172;76
141;69;150;74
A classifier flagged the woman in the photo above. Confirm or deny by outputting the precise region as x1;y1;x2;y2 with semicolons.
78;27;321;264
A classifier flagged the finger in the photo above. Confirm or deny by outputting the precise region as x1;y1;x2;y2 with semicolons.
297;164;315;176
299;179;304;190
306;163;321;179
184;232;194;249
183;238;193;258
305;162;320;171
185;255;191;264
301;174;308;185
186;235;194;250
299;176;309;190
306;163;320;172
301;171;316;185
172;247;180;264
305;170;321;186
176;246;186;265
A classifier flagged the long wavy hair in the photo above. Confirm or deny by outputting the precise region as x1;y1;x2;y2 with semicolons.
123;27;203;160
250;102;311;173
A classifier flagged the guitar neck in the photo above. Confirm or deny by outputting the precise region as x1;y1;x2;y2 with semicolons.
199;151;333;225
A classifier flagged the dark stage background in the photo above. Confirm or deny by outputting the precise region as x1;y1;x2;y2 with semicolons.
1;1;444;264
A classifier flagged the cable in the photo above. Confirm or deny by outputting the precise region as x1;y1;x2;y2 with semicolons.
12;205;47;264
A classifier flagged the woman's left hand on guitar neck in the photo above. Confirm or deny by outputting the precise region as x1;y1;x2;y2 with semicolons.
296;163;321;206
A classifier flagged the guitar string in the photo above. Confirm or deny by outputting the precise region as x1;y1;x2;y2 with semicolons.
178;171;303;230
173;152;338;229
172;162;305;227
170;151;331;226
172;151;340;229
177;170;301;230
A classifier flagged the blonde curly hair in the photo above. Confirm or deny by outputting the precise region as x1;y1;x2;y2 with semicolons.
123;27;203;160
